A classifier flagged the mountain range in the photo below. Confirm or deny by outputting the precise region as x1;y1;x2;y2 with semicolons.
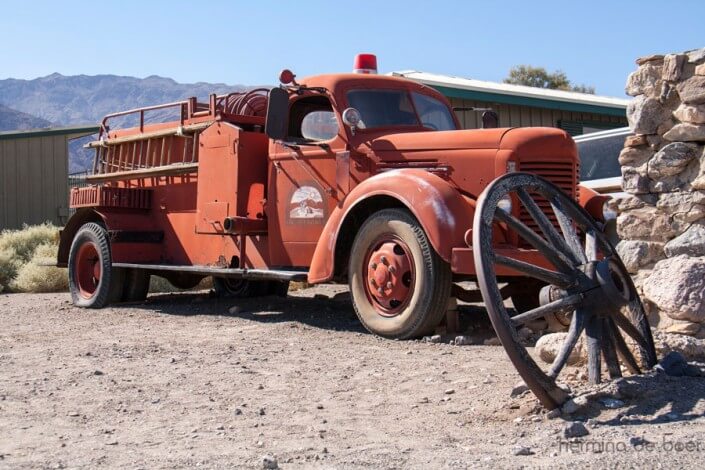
0;73;247;171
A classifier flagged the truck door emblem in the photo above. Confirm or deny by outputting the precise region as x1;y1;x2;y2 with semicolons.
288;185;325;222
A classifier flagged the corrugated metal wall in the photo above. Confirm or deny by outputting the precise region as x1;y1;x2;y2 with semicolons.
0;135;69;230
448;97;627;132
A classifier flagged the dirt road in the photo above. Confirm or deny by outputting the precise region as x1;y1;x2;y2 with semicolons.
1;287;705;468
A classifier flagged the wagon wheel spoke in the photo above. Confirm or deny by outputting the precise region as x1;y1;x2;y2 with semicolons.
608;316;641;374
550;196;588;264
495;255;573;288
511;293;581;326
548;308;586;378
494;209;575;273
515;187;582;265
585;314;603;384
601;317;623;379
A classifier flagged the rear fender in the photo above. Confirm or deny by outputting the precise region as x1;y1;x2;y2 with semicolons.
57;208;106;267
308;169;473;283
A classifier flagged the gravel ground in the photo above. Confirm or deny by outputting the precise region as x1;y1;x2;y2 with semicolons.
1;286;705;469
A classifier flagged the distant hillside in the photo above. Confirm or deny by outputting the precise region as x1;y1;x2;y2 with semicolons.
0;104;53;131
0;73;248;170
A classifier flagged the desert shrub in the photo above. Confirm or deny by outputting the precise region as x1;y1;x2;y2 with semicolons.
149;275;213;293
0;223;62;293
13;243;68;293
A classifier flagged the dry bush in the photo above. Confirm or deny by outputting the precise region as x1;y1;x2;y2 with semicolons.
13;243;68;293
0;223;62;293
149;275;213;293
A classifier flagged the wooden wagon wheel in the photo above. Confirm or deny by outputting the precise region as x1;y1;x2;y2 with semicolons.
472;172;657;409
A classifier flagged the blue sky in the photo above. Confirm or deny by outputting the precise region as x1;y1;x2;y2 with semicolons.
1;0;703;97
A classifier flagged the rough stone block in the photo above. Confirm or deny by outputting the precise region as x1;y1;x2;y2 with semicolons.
673;103;705;124
663;54;686;82
664;224;705;257
616;240;665;273
627;96;670;134
676;76;705;104
663;123;705;142
642;255;705;323
647;142;699;178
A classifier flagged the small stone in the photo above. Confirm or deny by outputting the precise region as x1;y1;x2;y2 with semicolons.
677;76;705;104
535;332;585;365
234;408;243;415
424;335;442;344
229;305;242;315
68;411;80;417
627;95;669;134
444;388;455;395
561;396;589;415
170;358;176;364
316;404;324;409
662;54;686;82
665;321;701;336
629;436;650;447
618;146;653;167
454;335;472;346
262;455;279;469
513;445;534;456
517;327;532;341
636;54;664;66
482;377;492;384
258;408;266;416
647;142;699;178
598;397;625;409
510;381;529;398
624;134;649;148
563;421;589;438
93;370;104;376
547;408;561;419
655;351;703;377
513;417;523;423
664;224;705;258
483;337;501;346
663;123;705;142
673;103;705;124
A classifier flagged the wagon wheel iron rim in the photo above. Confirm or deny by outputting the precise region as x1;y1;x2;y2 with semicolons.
472;172;657;409
362;235;415;317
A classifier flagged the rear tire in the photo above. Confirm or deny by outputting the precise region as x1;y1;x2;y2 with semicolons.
348;208;451;339
68;222;124;308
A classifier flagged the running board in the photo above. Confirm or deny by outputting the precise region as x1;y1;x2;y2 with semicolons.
112;263;308;282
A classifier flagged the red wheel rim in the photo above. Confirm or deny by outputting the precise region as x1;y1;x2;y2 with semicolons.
74;242;101;299
362;235;415;317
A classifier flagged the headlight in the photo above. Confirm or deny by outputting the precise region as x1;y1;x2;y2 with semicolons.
498;195;513;214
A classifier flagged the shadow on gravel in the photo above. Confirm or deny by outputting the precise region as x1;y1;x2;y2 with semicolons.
579;373;705;427
128;291;369;334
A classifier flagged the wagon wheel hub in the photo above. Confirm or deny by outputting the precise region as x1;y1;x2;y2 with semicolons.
365;241;413;316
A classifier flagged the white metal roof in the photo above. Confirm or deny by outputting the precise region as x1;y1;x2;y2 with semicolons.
390;70;629;110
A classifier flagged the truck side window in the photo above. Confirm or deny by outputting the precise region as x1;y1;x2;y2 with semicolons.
411;92;457;131
288;96;338;142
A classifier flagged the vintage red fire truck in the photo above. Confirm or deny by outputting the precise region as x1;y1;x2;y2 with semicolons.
59;55;656;408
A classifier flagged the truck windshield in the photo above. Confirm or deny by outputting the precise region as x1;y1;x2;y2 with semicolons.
347;89;456;131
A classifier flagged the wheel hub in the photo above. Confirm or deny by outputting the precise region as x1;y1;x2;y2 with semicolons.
365;241;413;315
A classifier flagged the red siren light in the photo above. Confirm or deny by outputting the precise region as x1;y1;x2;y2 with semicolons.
353;54;378;74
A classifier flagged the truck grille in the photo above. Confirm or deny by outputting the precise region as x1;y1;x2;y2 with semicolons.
516;161;579;246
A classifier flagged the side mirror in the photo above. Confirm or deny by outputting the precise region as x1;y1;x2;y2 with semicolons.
342;107;362;135
265;87;289;140
481;110;499;129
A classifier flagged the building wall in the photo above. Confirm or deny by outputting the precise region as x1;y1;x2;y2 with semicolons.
0;134;69;230
448;97;627;134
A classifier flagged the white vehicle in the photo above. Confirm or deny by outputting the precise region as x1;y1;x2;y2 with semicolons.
574;127;632;196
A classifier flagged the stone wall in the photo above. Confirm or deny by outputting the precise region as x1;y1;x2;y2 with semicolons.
614;47;705;337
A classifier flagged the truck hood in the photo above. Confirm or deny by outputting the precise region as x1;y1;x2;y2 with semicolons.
369;128;511;153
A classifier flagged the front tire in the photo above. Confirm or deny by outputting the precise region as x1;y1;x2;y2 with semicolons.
348;208;451;339
68;222;124;308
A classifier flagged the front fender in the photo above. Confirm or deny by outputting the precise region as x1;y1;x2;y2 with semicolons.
308;169;474;283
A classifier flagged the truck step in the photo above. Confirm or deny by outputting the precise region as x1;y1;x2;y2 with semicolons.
112;263;308;282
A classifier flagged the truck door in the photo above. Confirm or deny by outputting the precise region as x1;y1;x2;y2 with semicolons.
267;94;347;267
